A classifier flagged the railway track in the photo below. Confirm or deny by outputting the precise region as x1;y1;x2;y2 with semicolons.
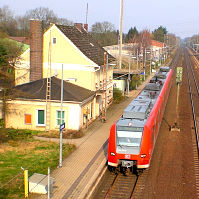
104;172;138;199
184;48;199;148
91;169;138;199
184;47;199;198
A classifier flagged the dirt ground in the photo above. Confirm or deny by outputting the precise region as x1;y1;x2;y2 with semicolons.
141;49;197;199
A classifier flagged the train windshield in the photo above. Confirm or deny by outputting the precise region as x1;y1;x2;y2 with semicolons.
116;126;143;147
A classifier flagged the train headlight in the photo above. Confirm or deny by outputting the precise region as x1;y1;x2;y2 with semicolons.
140;154;146;158
110;152;116;156
128;122;133;126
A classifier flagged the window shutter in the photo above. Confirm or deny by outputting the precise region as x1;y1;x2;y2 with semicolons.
25;114;31;124
38;110;44;124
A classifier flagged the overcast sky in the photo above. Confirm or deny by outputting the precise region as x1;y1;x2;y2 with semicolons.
1;0;199;39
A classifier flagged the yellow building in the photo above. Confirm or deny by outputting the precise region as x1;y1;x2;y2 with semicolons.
4;20;115;131
4;77;95;131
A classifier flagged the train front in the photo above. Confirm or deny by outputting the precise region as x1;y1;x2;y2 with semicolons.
108;98;150;172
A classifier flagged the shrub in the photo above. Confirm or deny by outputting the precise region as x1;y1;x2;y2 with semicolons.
131;75;141;90
0;119;4;128
113;88;125;103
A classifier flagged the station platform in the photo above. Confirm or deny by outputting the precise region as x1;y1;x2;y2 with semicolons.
36;74;154;199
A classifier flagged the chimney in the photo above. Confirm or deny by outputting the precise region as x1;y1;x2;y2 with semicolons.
30;19;43;82
74;23;83;31
84;24;88;32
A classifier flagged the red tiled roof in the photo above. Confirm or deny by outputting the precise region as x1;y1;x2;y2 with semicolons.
9;37;30;45
151;40;164;48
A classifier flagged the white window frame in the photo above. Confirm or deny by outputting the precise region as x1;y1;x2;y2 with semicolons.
36;109;46;126
56;110;65;127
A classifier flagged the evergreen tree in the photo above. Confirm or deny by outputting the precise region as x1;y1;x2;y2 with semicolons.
153;26;168;42
125;27;139;43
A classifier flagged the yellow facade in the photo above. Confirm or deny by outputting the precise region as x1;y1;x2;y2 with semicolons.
15;24;113;93
5;99;95;131
5;100;69;130
15;49;30;85
43;25;96;67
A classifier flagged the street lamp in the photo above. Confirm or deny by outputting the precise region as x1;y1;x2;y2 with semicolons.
119;0;124;69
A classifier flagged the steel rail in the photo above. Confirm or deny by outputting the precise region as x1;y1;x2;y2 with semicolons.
104;173;118;199
184;47;199;155
103;172;138;199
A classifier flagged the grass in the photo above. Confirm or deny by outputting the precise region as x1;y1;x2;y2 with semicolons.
0;128;76;199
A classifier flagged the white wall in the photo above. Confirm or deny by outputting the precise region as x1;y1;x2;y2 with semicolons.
68;105;81;130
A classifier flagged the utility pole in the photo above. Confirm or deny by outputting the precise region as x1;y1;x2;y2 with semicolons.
127;53;131;96
119;0;124;69
59;64;63;168
136;49;139;71
150;48;152;75
101;52;107;122
105;53;108;120
86;3;88;24
144;48;146;81
48;167;51;199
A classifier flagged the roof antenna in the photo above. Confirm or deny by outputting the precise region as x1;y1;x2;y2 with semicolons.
86;3;88;24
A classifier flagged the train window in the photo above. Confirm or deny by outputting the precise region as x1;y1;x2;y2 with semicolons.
117;130;142;147
117;126;143;132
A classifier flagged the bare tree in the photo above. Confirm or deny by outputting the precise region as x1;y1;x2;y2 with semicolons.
91;21;115;33
0;6;73;36
57;18;73;26
25;7;58;30
0;6;18;36
16;15;30;36
138;29;152;50
90;21;118;46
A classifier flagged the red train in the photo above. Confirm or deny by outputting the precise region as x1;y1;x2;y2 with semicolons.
108;66;173;172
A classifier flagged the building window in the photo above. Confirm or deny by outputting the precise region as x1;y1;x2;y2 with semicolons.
37;110;45;125
56;111;65;125
52;38;56;44
25;114;31;124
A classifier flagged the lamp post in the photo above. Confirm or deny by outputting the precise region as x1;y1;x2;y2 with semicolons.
143;48;146;81
127;54;130;96
119;0;124;69
59;64;63;168
150;48;152;75
136;49;139;71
